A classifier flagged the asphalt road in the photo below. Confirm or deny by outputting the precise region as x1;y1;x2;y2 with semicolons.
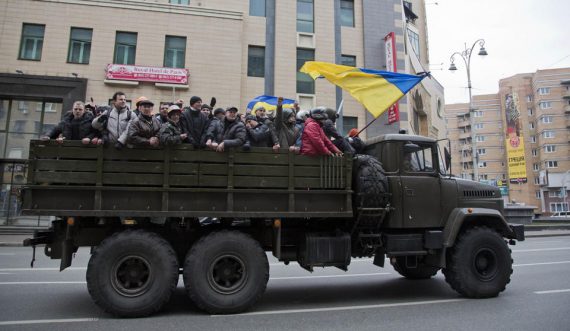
0;236;569;331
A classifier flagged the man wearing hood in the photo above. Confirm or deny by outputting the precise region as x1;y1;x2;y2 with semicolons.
42;101;98;144
300;107;342;156
274;97;300;152
180;96;209;148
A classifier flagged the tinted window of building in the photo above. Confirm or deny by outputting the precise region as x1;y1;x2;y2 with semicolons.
250;0;266;17
114;32;137;65
248;46;265;77
341;55;356;67
19;24;45;61
342;116;357;134
297;0;314;33
340;0;354;27
296;48;314;94
170;0;189;5
164;36;186;68
68;28;92;64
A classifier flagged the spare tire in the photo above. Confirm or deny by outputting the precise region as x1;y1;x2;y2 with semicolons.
352;155;389;227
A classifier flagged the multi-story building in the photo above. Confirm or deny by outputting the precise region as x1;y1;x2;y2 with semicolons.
446;68;570;215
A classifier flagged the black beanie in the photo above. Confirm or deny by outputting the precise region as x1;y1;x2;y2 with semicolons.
190;96;202;106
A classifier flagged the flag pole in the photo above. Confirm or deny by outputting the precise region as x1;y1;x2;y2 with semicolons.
356;112;380;136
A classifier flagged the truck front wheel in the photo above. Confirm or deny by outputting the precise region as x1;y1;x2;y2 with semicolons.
443;226;513;298
183;230;269;314
86;230;179;317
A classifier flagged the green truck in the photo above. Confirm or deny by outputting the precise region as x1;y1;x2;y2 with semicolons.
22;134;524;317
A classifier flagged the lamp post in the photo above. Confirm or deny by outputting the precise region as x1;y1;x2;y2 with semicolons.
563;170;570;213
449;39;488;181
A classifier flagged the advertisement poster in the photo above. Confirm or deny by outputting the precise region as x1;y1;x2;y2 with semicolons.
504;92;527;183
384;32;399;124
106;64;189;84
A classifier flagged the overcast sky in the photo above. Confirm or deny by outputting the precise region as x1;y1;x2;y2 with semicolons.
425;0;570;105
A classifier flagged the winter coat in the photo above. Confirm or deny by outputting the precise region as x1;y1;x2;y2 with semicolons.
205;117;224;143
48;111;97;140
221;119;246;148
155;113;169;125
246;122;273;147
295;120;305;148
274;105;299;148
323;119;355;154
159;120;184;146
127;113;161;147
180;107;209;147
92;106;134;145
300;118;341;156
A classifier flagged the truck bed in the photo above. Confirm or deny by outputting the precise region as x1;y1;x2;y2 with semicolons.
22;141;353;218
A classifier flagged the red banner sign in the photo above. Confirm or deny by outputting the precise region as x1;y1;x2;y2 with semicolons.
105;64;189;84
384;32;399;124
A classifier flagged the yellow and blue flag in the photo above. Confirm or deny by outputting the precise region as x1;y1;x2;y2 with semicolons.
300;61;427;118
247;95;296;114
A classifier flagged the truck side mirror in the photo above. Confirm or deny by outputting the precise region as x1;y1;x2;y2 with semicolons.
444;147;451;171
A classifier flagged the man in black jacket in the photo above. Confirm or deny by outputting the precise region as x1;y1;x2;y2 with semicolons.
215;107;246;152
180;96;209;148
42;101;98;144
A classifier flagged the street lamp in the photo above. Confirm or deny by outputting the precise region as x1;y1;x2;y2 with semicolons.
562;170;570;213
449;39;488;181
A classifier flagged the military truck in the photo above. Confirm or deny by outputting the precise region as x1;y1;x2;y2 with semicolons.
22;134;524;317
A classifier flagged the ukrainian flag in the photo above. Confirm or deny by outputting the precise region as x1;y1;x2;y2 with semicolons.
300;61;427;118
247;95;296;114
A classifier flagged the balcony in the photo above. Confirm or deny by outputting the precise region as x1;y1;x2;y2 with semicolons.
565;105;570;114
459;131;471;140
458;119;471;128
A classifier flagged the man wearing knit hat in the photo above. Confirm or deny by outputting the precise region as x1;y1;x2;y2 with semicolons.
180;96;209;148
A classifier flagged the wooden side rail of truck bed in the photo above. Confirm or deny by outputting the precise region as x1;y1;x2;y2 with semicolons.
22;140;353;218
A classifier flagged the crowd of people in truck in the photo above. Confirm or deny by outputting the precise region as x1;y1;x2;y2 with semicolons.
41;91;364;156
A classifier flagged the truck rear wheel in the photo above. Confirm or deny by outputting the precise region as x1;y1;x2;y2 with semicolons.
443;226;512;298
86;230;179;317
183;230;269;314
391;257;440;279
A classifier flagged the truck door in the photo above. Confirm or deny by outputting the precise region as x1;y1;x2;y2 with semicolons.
400;143;442;228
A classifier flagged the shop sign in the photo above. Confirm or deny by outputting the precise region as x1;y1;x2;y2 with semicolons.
105;64;188;84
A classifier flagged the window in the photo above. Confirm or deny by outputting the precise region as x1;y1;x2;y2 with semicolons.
473;111;483;117
545;161;558;168
477;148;486;155
297;48;314;94
164;36;186;68
533;163;539;171
407;28;420;56
478;161;487;168
535;191;541;199
534;177;540;185
247;46;265;77
475;135;485;142
402;144;434;173
474;123;484;130
342;116;357;135
550;202;569;212
19;24;45;61
539;101;552;109
479;175;488;181
67;28;92;64
170;0;189;4
114;32;137;65
532;149;538;157
541;116;553;124
341;55;356;67
530;135;536;143
544;145;556;153
249;0;266;16
538;87;550;95
529;122;535;129
549;191;562;198
528;108;533;116
526;95;532;102
297;0;314;33
340;0;355;27
543;130;555;138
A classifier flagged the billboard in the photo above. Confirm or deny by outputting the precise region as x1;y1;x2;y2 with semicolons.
504;92;527;183
384;32;399;124
105;64;189;84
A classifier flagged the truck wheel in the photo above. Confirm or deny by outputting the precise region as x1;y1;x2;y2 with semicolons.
86;230;179;317
183;230;269;314
391;257;440;279
353;155;389;225
443;226;512;298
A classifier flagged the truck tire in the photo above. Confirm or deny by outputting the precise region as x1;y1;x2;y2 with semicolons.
391;257;440;279
443;226;513;298
86;230;179;317
183;230;269;314
353;155;389;226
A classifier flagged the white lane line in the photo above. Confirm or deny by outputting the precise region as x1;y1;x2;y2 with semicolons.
0;253;15;256
212;299;466;317
0;267;86;272
0;281;86;285
270;272;391;280
534;289;570;295
0;273;12;275
513;247;570;253
514;260;570;267
0;318;98;326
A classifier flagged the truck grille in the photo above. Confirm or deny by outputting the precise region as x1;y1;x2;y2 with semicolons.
463;190;496;197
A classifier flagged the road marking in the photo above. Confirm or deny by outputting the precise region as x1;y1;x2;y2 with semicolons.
0;281;86;285
0;253;15;256
0;267;86;272
534;289;570;295
514;260;570;267
270;272;391;280
213;298;466;317
0;318;98;326
0;273;12;275
513;247;570;253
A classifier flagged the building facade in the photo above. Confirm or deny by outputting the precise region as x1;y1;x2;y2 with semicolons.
446;68;570;215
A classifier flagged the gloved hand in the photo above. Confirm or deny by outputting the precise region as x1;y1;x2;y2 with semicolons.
114;141;124;150
97;114;109;123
